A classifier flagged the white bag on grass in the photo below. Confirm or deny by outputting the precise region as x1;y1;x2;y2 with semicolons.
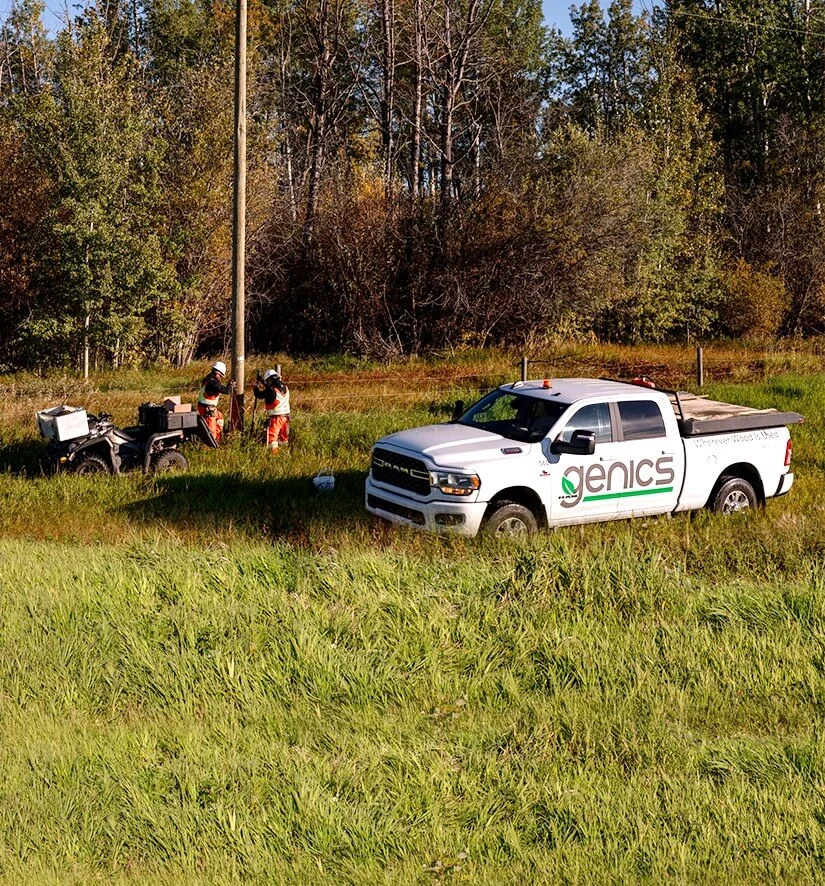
312;470;335;492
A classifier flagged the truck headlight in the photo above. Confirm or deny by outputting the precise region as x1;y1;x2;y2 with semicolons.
430;471;480;496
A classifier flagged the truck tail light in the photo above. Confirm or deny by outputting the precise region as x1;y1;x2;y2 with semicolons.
784;439;793;467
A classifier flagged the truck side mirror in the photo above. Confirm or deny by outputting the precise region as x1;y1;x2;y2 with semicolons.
550;429;596;456
451;400;465;420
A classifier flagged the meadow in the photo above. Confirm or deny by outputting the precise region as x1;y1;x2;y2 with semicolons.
0;343;824;883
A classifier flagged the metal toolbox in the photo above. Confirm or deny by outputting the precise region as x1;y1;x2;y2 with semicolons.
36;406;89;441
162;410;198;430
139;403;198;431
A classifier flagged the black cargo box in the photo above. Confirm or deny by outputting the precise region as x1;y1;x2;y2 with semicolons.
139;403;198;431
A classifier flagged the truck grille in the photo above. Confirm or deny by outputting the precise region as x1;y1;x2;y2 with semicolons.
367;494;426;525
371;447;431;496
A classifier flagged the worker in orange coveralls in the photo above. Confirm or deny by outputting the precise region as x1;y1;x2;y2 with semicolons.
253;369;290;452
197;361;234;443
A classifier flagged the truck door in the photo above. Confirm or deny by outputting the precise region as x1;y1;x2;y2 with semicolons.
547;399;682;524
546;402;627;525
611;399;681;517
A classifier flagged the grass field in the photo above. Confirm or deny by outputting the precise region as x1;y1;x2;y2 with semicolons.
0;344;824;883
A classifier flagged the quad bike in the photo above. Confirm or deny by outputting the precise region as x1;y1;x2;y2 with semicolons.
38;405;217;475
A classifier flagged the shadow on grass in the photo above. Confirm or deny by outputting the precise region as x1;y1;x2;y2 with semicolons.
0;439;49;477
125;469;373;541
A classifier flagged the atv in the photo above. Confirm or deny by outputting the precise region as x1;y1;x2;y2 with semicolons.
38;404;217;475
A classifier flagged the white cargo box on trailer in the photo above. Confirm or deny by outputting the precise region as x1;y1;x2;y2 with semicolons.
36;406;89;442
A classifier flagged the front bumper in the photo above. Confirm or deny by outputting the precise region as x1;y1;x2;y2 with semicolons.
365;476;487;536
775;471;794;497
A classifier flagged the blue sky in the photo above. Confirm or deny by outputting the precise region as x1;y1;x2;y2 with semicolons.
544;0;582;34
544;0;657;34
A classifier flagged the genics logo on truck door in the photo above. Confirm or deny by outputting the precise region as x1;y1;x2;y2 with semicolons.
559;457;675;508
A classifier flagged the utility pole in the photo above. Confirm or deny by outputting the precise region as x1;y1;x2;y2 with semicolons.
231;0;247;427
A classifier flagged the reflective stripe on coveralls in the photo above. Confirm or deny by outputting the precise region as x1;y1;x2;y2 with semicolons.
266;388;290;416
266;415;290;451
198;384;221;407
198;404;224;441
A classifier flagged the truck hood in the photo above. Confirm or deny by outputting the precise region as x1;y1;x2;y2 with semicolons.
378;423;530;467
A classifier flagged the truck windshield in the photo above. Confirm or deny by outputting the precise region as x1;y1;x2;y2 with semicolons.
457;389;568;443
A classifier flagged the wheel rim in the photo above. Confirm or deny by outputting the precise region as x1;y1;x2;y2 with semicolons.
77;462;104;474
722;490;750;513
496;516;529;535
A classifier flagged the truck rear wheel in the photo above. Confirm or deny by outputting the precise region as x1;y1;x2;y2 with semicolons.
711;477;757;514
483;502;538;536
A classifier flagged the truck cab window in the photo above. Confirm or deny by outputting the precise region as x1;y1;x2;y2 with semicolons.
472;394;520;424
560;403;612;443
618;400;666;440
460;390;567;442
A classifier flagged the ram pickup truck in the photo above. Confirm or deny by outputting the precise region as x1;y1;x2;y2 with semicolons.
365;378;804;536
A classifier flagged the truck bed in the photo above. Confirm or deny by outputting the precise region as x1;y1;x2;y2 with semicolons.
669;392;804;436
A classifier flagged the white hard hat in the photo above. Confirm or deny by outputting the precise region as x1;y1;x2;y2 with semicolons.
263;368;279;382
212;361;227;375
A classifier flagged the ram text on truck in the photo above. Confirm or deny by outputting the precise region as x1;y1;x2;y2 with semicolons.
364;378;803;536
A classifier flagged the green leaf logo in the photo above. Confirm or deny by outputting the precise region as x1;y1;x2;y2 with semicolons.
561;475;576;496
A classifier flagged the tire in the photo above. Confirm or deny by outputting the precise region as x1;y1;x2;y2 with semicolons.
151;450;189;473
711;476;757;514
71;453;111;475
483;501;539;536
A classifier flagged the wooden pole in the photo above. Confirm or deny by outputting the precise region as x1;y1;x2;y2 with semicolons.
231;0;247;427
521;356;528;382
696;346;704;388
83;312;90;381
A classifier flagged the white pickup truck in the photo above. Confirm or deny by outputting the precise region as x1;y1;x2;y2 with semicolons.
365;378;804;535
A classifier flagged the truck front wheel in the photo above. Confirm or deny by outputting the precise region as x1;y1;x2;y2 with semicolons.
483;502;538;536
711;477;757;514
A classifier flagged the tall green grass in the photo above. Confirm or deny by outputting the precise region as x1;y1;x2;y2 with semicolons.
1;534;823;883
0;353;823;882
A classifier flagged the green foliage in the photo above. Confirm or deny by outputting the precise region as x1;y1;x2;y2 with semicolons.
561;0;651;135
606;39;723;342
146;0;236;366
2;0;825;363
15;16;176;367
668;0;825;333
0;0;51;100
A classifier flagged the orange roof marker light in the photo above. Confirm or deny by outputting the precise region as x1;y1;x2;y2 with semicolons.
543;379;552;389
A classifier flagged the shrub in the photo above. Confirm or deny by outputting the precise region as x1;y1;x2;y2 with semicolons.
718;259;790;339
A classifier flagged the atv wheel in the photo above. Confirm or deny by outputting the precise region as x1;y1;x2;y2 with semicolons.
483;502;538;536
71;454;111;475
151;450;189;473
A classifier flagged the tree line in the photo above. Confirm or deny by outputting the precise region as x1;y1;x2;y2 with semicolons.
1;0;824;370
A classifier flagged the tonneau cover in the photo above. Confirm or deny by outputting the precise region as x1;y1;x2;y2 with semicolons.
670;392;804;436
